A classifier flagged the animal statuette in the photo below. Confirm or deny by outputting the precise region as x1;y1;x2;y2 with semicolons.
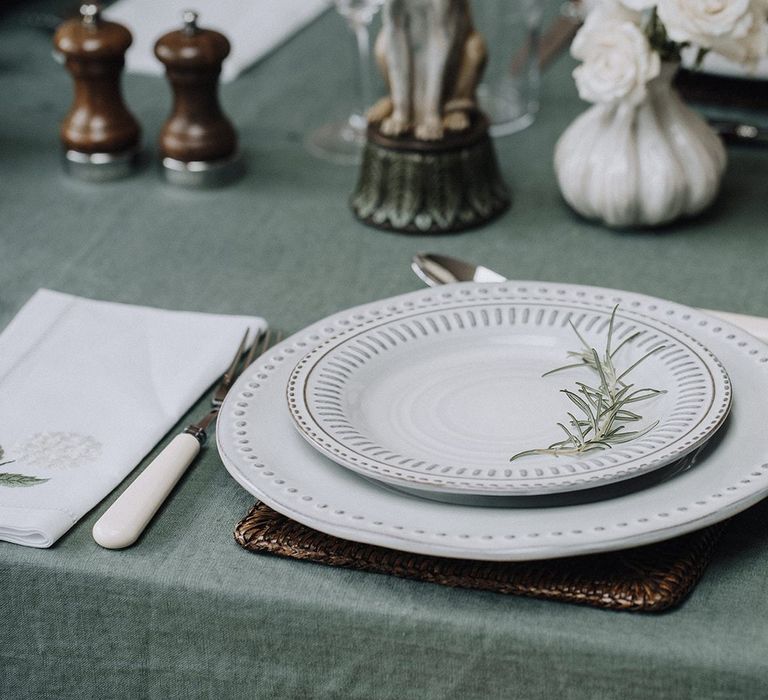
368;0;487;141
350;0;508;233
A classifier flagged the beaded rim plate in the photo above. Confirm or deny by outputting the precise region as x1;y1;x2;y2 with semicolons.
218;282;768;561
286;300;731;497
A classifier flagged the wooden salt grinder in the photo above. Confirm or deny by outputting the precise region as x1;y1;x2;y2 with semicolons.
154;11;241;187
54;3;141;181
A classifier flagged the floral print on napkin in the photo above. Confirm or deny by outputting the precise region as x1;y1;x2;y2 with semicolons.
0;444;47;487
0;433;102;488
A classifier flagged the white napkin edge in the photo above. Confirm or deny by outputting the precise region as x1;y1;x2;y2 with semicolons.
221;1;331;83
705;309;768;344
0;506;73;548
104;0;332;84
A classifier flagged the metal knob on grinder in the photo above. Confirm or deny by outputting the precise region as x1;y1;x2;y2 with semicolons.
154;11;242;187
53;3;141;181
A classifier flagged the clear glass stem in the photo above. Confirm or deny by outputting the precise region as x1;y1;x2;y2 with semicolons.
306;2;383;164
349;19;374;131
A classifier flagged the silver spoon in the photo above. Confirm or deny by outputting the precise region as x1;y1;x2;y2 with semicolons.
410;252;768;342
411;252;505;287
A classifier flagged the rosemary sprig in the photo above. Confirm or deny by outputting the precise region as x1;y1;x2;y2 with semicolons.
510;306;666;461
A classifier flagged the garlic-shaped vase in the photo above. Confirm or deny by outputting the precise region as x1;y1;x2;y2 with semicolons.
554;63;727;229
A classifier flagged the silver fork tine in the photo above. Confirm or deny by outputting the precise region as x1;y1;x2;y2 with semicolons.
243;328;271;370
219;329;250;393
244;329;282;371
214;328;263;405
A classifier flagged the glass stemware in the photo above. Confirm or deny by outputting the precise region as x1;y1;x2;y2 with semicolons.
473;0;544;137
306;0;385;165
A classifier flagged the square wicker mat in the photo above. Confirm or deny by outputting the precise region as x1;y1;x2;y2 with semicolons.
234;502;725;612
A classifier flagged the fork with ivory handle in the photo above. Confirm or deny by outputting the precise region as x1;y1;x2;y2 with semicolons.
93;329;280;549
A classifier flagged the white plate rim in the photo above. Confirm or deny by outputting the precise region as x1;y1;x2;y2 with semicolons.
217;281;768;561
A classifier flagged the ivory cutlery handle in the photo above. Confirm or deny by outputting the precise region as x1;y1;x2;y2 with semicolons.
92;433;201;549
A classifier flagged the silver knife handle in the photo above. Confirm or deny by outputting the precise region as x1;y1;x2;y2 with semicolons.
92;433;201;549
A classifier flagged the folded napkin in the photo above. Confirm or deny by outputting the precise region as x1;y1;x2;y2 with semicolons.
105;0;331;84
0;289;266;548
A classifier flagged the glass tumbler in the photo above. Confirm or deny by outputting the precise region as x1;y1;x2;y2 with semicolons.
472;0;544;136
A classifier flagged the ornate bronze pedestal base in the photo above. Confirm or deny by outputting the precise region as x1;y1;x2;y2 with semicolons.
350;114;510;234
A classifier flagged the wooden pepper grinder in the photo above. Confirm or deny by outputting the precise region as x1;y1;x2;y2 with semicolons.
54;3;141;181
154;11;242;187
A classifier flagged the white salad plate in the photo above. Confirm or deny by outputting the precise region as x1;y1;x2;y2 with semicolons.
287;299;731;498
218;282;768;561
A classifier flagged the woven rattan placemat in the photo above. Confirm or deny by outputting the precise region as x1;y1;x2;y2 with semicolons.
234;502;725;612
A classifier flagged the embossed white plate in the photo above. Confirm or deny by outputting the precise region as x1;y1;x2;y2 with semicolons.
218;282;768;561
287;300;731;497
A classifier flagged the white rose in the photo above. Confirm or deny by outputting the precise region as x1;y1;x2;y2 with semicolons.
658;0;768;64
572;16;662;105
619;0;657;11
584;0;645;21
711;7;768;63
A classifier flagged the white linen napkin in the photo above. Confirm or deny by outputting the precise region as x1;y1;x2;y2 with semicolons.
105;0;332;84
0;289;266;548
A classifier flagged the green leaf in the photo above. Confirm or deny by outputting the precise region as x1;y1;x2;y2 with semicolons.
575;383;600;407
568;320;592;354
614;383;634;401
555;423;578;444
606;305;619;356
541;362;588;377
567;413;586;441
562;389;592;417
694;47;710;70
0;472;50;488
623;388;666;404
592;348;608;391
590;440;614;449
615;410;642;422
510;449;550;461
605;422;659;444
548;439;575;450
611;331;642;359
616;345;667;383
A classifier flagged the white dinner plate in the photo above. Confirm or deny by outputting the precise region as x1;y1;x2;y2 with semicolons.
287;299;731;498
218;282;768;561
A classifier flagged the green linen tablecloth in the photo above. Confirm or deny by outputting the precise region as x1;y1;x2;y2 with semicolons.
2;4;768;699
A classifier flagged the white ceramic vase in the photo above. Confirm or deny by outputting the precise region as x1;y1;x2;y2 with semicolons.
554;63;727;229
